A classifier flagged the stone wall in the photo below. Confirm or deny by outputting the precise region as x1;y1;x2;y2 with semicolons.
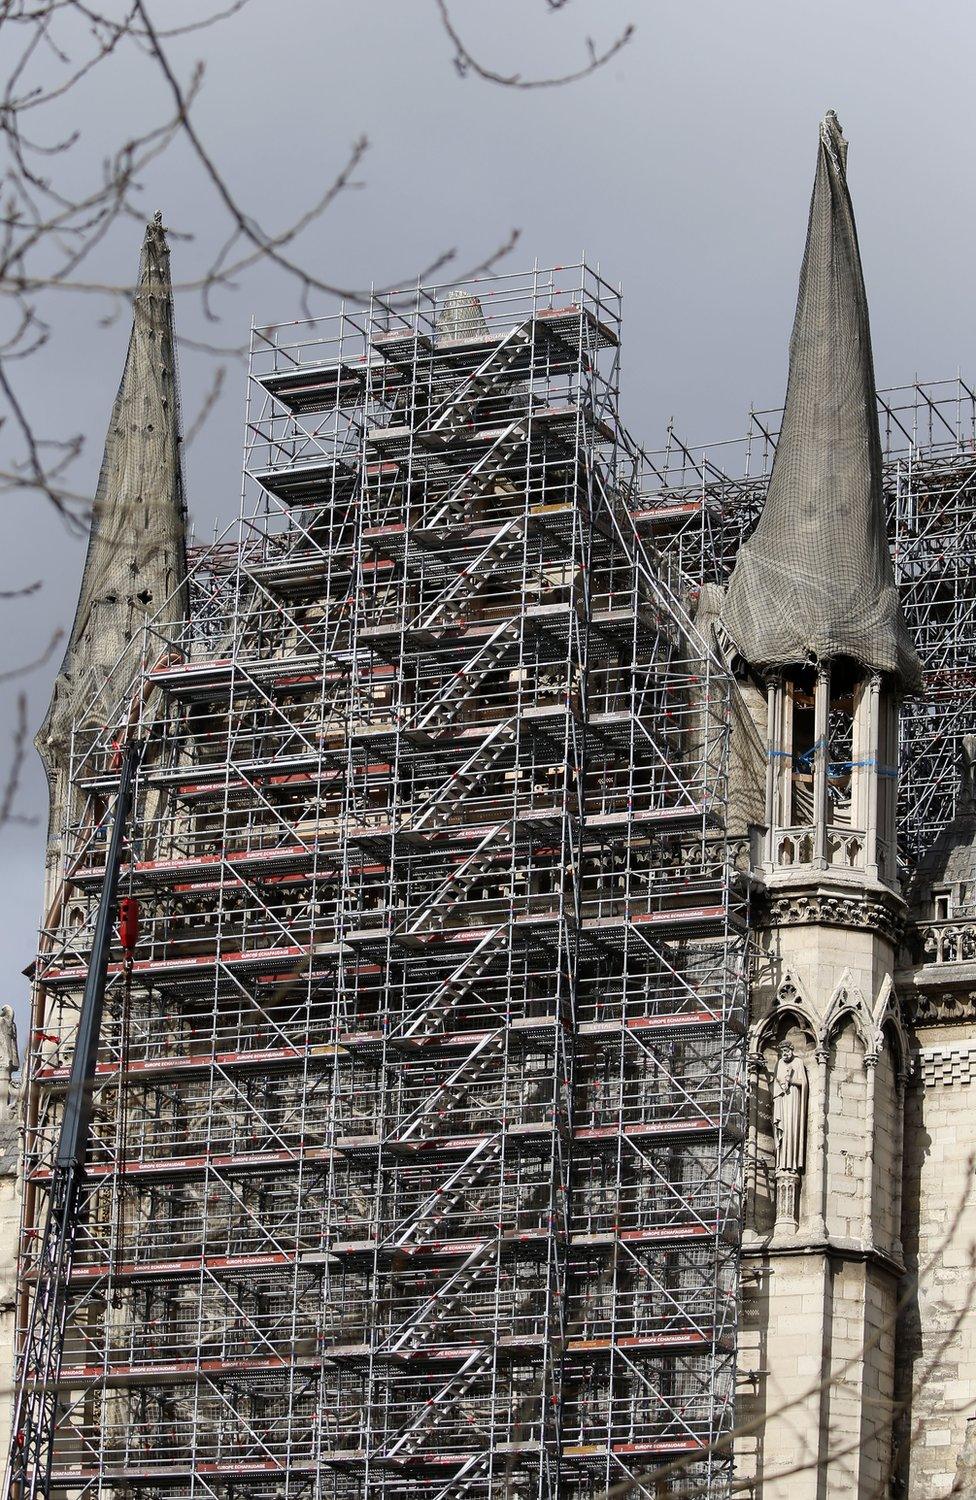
827;1262;897;1495
825;1021;868;1242
873;1042;901;1254
738;1251;827;1497
898;1037;976;1497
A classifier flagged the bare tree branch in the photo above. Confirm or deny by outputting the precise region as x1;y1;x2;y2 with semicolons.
0;0;531;518
434;0;634;87
0;579;41;599
0;627;63;684
0;691;33;828
183;362;224;449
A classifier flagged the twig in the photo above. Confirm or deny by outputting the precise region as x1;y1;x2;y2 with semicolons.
0;626;63;684
0;692;31;829
434;0;634;88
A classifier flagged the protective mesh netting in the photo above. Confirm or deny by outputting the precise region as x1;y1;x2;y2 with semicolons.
37;214;188;772
720;111;922;693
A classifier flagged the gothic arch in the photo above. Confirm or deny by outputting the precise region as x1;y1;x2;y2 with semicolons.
821;970;873;1053
750;968;820;1057
872;974;909;1078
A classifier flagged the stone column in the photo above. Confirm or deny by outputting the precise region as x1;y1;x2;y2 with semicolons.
775;1169;800;1236
765;673;786;866
747;1051;763;1228
813;666;830;868
861;1052;878;1247
862;673;882;880
809;1045;829;1239
892;1072;906;1261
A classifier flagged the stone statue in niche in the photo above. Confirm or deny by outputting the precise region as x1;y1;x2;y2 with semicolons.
772;1040;808;1233
960;733;976;810
772;1041;808;1170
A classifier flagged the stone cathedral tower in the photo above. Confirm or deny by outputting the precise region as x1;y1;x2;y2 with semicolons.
716;113;924;1496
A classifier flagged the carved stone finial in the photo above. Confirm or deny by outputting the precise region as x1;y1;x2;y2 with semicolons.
819;109;848;172
0;1006;19;1120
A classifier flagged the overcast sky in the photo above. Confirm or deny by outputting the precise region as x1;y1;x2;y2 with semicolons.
4;0;976;1023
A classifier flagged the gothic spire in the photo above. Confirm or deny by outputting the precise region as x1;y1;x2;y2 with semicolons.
37;212;188;818
720;112;922;692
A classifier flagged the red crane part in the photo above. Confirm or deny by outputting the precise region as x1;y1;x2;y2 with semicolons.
118;897;140;955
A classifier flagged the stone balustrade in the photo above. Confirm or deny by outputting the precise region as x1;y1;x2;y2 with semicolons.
774;825;868;872
921;919;976;965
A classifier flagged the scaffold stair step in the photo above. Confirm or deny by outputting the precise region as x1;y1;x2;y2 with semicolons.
419;322;532;439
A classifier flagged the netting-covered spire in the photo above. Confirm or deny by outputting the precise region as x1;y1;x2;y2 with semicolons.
435;287;490;344
37;213;189;793
720;112;922;692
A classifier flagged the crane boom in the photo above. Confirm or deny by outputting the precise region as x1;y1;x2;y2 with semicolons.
4;741;141;1500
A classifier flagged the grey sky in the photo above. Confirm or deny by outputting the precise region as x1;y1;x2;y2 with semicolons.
4;0;975;1021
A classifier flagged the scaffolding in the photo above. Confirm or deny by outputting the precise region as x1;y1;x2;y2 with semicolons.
637;376;976;866
22;265;749;1499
